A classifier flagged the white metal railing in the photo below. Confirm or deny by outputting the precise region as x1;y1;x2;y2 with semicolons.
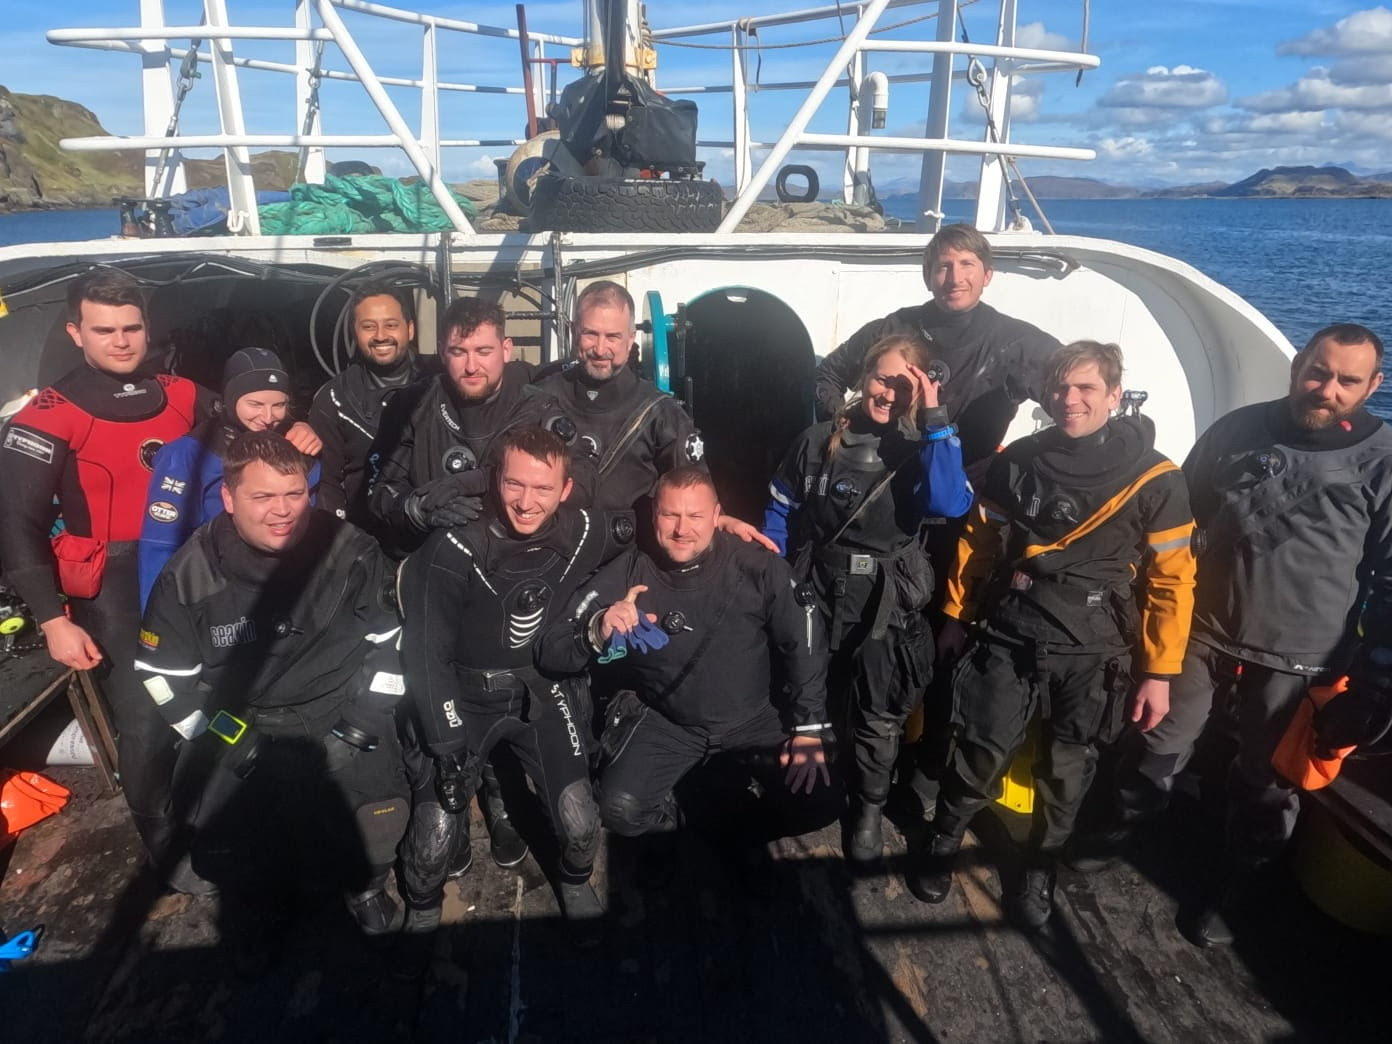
45;0;1101;237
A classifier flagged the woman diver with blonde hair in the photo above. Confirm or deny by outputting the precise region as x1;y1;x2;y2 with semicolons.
764;333;973;862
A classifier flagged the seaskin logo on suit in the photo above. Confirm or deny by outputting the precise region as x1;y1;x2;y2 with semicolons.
210;617;258;648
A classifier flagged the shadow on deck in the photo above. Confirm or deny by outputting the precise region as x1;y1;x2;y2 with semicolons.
2;763;1388;1043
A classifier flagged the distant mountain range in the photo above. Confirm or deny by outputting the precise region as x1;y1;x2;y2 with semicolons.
5;83;1392;213
909;165;1392;201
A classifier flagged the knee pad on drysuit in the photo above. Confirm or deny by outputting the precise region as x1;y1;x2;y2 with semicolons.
556;778;601;869
598;785;679;838
400;799;465;904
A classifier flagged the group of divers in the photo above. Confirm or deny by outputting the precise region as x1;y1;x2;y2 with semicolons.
1;222;1389;979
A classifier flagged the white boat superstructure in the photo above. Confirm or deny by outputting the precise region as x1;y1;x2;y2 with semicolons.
2;1;1293;473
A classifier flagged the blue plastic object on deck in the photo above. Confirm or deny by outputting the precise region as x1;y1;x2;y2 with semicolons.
0;926;43;971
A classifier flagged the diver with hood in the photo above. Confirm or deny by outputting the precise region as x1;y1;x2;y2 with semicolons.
139;346;322;609
908;341;1196;932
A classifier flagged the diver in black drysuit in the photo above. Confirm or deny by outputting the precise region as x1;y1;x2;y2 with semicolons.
535;361;704;515
367;358;593;887
538;528;837;840
135;509;409;942
397;497;635;922
309;344;432;533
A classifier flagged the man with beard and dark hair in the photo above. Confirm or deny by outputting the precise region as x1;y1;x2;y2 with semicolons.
368;297;591;553
309;284;431;528
139;347;322;608
1077;323;1392;948
397;427;633;949
0;268;220;889
907;342;1195;932
135;431;409;972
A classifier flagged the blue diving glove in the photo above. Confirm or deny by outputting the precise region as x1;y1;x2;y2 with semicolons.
628;617;671;654
598;629;631;664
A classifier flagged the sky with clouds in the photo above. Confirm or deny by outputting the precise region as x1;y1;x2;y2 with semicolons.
5;1;1392;189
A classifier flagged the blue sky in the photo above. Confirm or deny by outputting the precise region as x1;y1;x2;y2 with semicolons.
5;2;1392;189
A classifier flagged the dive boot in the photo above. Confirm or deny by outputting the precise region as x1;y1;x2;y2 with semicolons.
394;900;442;980
1064;823;1134;874
907;830;962;904
486;810;529;868
845;799;886;864
447;835;474;879
559;880;605;948
1007;858;1057;933
347;886;404;937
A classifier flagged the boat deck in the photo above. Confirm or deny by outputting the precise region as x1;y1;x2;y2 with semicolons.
3;721;1388;1043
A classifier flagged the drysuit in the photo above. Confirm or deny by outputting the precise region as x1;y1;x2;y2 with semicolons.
535;363;704;513
368;361;593;553
0;364;211;868
308;352;431;528
1123;398;1392;861
936;413;1196;855
813;301;1060;475
397;505;634;908
538;531;834;837
764;405;972;806
138;415;323;608
134;511;409;908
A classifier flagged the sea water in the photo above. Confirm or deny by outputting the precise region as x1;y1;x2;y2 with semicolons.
3;198;1391;415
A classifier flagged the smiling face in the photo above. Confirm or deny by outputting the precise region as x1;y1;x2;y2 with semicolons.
653;480;720;564
574;300;635;382
443;321;512;401
221;459;311;554
353;293;414;367
497;446;572;536
861;349;916;425
67;300;148;376
925;245;993;314
1288;336;1384;430
1049;361;1122;439
233;390;290;432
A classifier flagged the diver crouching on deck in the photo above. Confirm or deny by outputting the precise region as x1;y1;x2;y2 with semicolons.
134;431;410;974
397;427;634;946
537;467;838;874
763;333;972;864
909;341;1196;931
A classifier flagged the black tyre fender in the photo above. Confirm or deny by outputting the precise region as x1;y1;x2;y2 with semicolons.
528;175;726;233
775;164;819;203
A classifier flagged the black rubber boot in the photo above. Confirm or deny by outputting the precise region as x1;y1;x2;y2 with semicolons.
1007;857;1057;933
447;831;474;879
1064;822;1134;874
482;778;529;868
347;884;404;937
394;898;443;980
559;877;605;948
845;799;886;864
907;829;962;904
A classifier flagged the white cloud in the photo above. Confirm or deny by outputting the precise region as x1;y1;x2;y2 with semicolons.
1278;6;1392;56
1241;67;1392;112
1015;22;1073;52
1325;52;1392;85
1097;136;1154;160
1099;65;1227;109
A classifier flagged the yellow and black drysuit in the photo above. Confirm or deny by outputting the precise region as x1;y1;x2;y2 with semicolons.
932;414;1195;855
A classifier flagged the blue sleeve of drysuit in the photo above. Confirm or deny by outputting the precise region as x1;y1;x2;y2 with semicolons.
916;422;973;519
762;476;802;557
139;439;204;612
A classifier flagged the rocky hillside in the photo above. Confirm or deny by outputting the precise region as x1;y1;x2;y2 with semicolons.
1210;165;1392;198
0;87;142;211
0;86;302;213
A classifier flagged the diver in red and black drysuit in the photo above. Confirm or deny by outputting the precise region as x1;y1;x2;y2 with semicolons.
0;269;214;885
